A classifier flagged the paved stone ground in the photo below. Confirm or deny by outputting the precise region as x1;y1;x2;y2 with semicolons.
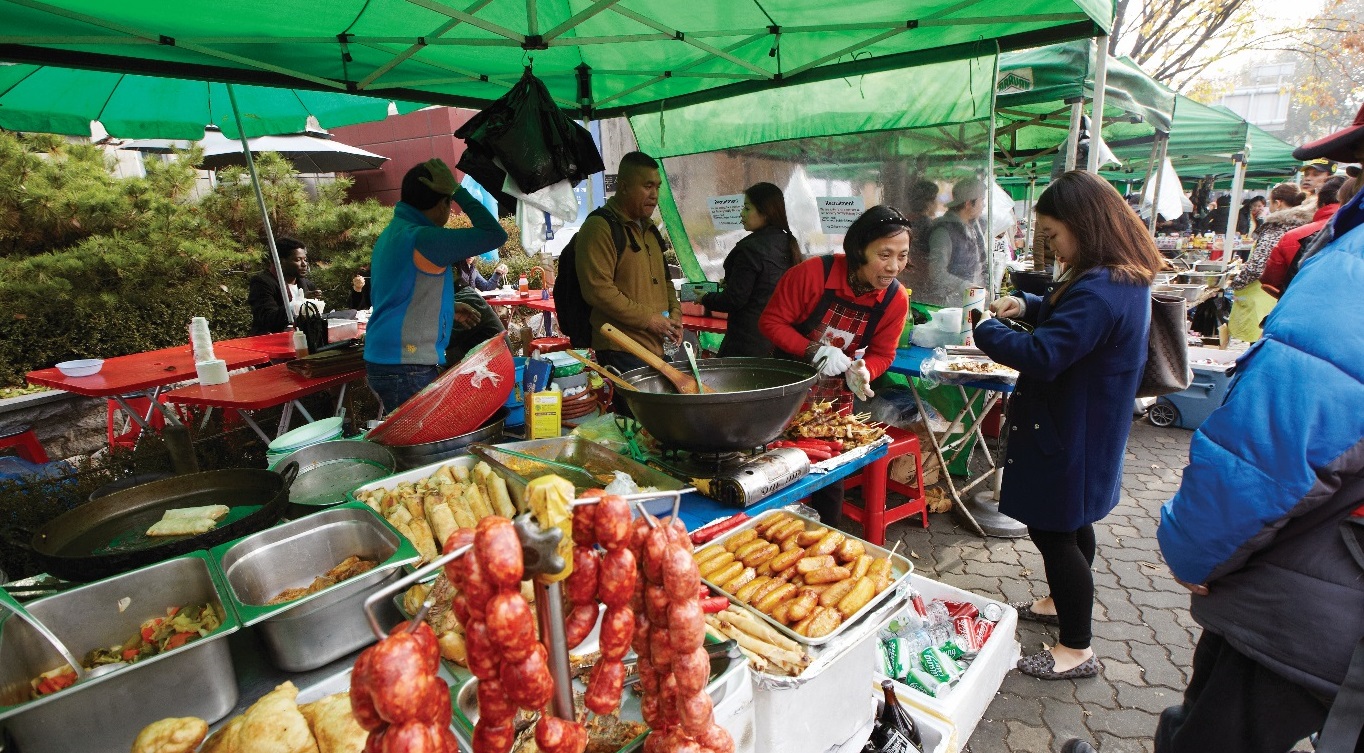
870;419;1199;753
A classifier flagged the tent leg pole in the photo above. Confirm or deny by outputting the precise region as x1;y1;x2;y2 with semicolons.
227;83;292;326
985;48;1000;298
1224;154;1248;260
1086;36;1109;173
1064;100;1083;172
1147;135;1169;236
1137;133;1161;231
1025;174;1037;268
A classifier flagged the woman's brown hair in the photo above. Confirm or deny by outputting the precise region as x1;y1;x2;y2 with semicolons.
1269;182;1307;207
1034;170;1164;287
744;182;803;268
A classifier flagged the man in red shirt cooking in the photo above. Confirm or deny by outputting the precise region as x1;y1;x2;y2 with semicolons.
760;205;912;525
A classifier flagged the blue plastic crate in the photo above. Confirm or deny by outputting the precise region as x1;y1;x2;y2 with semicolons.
1148;348;1239;430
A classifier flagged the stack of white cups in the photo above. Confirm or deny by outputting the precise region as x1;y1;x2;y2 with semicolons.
190;316;229;385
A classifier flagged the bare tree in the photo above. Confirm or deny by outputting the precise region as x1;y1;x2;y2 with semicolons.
1109;0;1299;90
1281;0;1364;141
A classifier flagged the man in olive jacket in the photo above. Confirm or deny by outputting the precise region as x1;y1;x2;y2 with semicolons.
576;152;681;374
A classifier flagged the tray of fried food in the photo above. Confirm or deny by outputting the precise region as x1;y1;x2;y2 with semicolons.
692;509;911;646
352;458;516;564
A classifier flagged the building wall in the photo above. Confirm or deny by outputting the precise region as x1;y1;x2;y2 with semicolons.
329;107;477;205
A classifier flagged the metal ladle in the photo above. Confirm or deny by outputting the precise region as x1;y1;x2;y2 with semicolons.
0;588;87;679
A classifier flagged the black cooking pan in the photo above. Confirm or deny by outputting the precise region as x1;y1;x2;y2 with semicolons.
8;464;297;582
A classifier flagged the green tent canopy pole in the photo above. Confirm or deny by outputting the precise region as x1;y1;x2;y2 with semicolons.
1024;173;1037;252
1064;99;1083;171
1136;132;1161;220
1085;35;1108;173
1224;153;1247;254
227;82;293;326
1146;134;1169;235
986;47;1000;297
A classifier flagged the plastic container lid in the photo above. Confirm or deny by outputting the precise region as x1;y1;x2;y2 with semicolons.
268;417;344;452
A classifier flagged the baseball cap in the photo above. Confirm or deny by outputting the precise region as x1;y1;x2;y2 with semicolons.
1293;103;1364;163
947;177;986;208
1301;158;1337;174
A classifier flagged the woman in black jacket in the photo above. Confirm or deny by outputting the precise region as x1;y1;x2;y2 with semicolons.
700;183;803;357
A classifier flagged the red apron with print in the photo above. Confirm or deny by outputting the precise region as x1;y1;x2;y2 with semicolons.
795;256;901;415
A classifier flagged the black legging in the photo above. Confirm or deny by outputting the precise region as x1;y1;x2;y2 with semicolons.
1028;525;1097;650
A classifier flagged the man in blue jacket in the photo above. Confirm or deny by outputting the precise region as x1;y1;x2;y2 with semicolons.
364;159;507;412
1063;108;1364;753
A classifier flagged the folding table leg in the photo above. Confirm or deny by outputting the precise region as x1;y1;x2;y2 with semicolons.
236;411;272;444
277;403;294;437
333;383;349;416
292;400;315;424
909;381;986;537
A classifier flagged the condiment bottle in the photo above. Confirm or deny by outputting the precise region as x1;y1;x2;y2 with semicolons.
519;273;530;297
292;329;309;358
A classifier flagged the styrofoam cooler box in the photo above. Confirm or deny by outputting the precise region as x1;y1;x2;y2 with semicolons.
751;593;905;753
873;574;1021;748
833;684;957;753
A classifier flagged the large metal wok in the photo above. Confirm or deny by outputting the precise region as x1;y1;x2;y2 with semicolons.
10;465;296;583
617;358;818;452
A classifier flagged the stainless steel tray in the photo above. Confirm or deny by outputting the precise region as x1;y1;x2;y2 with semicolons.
209;502;419;672
270;439;396;510
699;509;913;647
472;437;690;512
0;553;240;753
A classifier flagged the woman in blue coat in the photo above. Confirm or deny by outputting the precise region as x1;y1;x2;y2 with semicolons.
974;171;1164;681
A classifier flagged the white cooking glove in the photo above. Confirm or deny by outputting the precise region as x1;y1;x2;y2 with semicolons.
846;359;874;401
988;296;1025;319
812;345;852;377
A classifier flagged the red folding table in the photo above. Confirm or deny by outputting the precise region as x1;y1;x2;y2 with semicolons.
27;344;270;436
215;332;298;361
162;362;365;443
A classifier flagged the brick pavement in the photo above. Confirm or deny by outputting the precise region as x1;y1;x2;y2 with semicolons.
873;419;1199;753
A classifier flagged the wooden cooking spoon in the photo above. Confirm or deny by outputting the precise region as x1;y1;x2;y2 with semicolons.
599;323;712;394
565;349;639;392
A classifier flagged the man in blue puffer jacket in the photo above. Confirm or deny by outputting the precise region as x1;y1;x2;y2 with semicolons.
1064;112;1364;753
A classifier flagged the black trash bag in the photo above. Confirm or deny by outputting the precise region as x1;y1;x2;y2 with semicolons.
455;69;604;195
1191;292;1231;337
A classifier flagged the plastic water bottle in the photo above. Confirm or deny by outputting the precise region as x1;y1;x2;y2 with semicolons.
661;311;679;360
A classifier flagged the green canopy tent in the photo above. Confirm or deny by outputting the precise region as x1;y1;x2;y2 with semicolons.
994;44;1174;173
0;62;416;322
992;43;1175;247
0;0;1109;120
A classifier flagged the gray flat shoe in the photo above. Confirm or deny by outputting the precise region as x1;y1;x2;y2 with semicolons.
1017;649;1100;680
1010;600;1061;626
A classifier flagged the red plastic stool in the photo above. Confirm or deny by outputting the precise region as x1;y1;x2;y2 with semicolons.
107;395;169;450
842;426;928;545
0;424;49;463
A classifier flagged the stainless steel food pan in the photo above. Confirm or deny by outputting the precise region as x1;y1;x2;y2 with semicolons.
0;553;240;753
699;509;913;647
211;504;417;672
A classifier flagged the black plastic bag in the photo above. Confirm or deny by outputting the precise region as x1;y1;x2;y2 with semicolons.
1191;292;1231;337
455;70;604;195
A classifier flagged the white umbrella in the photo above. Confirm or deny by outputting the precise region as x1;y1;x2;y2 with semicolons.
122;127;388;173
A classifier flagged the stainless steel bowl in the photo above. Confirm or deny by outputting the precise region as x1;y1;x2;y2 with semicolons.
0;554;240;753
212;506;416;672
617;358;818;452
271;439;396;515
377;407;508;470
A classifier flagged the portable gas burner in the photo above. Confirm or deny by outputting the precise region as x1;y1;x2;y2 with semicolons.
650;446;810;507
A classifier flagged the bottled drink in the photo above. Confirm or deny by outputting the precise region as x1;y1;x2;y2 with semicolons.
661;311;679;359
519;273;530;297
869;680;924;753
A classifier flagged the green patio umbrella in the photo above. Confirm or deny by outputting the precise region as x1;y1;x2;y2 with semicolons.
0;0;1110;119
0;62;405;139
0;62;413;323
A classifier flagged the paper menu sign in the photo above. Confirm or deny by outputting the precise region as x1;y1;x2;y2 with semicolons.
817;197;864;233
708;195;745;230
